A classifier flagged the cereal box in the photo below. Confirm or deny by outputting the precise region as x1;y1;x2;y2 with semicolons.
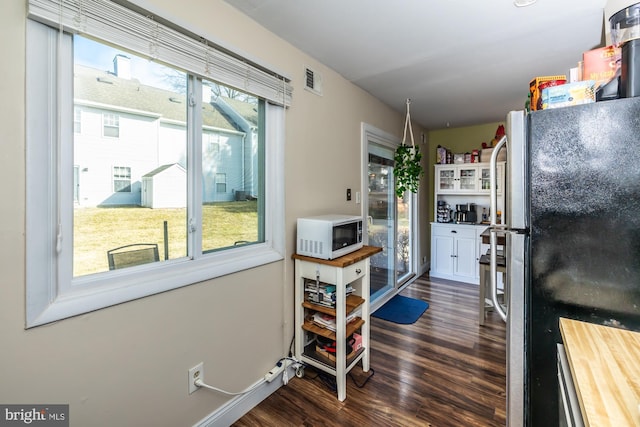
582;46;621;90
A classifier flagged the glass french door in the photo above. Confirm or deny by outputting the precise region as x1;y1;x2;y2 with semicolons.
367;148;395;302
365;131;415;306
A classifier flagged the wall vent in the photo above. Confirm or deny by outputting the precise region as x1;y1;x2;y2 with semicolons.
304;66;322;96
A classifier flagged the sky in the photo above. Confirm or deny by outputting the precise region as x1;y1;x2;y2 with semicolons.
74;35;185;92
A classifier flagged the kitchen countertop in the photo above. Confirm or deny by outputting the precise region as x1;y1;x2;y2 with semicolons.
559;317;640;427
479;226;506;246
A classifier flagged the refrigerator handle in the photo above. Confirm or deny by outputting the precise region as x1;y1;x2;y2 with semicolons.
490;229;507;322
489;135;507;227
490;135;508;323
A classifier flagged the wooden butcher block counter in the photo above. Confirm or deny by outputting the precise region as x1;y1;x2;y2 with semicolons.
559;317;640;426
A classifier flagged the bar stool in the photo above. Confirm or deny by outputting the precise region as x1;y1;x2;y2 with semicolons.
478;252;506;325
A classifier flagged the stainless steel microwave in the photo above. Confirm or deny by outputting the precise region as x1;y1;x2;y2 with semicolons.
296;214;363;260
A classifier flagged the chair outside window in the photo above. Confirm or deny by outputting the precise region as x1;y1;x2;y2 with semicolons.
107;243;160;270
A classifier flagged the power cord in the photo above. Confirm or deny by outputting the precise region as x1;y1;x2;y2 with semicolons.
274;356;304;385
193;335;304;395
304;364;375;392
193;378;263;396
349;367;375;388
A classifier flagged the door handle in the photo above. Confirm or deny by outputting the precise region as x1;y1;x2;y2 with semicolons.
489;135;508;324
490;229;507;322
490;135;507;228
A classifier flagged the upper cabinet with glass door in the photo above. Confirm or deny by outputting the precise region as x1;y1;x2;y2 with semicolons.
478;163;504;195
435;163;504;195
435;165;479;193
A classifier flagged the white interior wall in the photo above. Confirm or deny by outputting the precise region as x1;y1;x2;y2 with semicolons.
0;1;426;425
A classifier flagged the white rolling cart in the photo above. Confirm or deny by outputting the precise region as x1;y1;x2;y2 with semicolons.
292;245;381;401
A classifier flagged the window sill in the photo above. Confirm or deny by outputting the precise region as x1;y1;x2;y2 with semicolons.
27;244;283;328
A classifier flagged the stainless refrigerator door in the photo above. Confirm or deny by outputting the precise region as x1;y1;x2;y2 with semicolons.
505;110;527;231
507;231;526;427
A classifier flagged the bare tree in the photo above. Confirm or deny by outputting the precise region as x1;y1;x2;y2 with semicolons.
160;68;256;104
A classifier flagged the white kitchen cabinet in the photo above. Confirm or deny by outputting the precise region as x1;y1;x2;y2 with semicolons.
435;163;504;195
435;165;480;193
430;223;478;283
477;163;504;195
431;161;506;285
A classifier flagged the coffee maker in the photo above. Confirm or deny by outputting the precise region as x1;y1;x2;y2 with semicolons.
455;203;477;223
603;3;640;99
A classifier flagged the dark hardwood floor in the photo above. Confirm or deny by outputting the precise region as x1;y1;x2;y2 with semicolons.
233;275;507;426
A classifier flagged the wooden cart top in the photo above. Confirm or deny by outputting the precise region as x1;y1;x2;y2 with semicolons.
292;245;382;267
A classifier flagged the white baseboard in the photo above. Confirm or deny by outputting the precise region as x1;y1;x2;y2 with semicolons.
193;366;295;427
419;262;430;276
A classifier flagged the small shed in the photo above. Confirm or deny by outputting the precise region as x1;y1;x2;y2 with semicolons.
141;163;186;208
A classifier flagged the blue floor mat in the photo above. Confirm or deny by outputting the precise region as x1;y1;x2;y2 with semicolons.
372;295;429;324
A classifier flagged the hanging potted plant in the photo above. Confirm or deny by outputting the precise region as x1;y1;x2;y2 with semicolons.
394;99;423;198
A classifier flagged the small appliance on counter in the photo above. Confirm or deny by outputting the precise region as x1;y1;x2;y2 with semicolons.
610;2;640;98
296;214;363;260
454;203;477;223
436;201;453;223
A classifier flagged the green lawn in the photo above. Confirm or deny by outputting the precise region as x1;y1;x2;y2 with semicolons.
74;201;259;276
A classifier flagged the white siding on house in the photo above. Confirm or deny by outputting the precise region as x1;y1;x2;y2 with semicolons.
74;92;254;206
75;106;162;206
158;122;187;168
142;164;186;208
202;133;245;202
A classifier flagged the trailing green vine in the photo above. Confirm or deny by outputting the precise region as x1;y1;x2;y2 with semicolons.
394;144;423;198
394;99;423;198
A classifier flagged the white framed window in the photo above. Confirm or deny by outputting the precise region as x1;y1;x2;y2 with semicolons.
215;173;227;193
113;166;131;193
25;1;289;327
205;133;220;155
103;113;120;138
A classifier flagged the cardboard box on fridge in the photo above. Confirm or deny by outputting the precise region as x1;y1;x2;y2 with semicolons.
541;80;596;110
582;45;621;90
529;75;567;111
481;147;506;163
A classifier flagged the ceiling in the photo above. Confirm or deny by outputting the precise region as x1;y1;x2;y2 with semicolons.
224;0;608;130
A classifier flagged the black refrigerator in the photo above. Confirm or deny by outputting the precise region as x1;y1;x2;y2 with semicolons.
488;96;640;426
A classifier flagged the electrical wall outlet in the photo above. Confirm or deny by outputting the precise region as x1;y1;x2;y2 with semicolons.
188;362;204;394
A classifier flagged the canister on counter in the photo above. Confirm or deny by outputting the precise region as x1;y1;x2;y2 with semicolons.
472;149;479;163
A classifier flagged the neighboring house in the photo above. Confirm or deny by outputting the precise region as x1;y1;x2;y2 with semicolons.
73;55;258;207
141;163;187;209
